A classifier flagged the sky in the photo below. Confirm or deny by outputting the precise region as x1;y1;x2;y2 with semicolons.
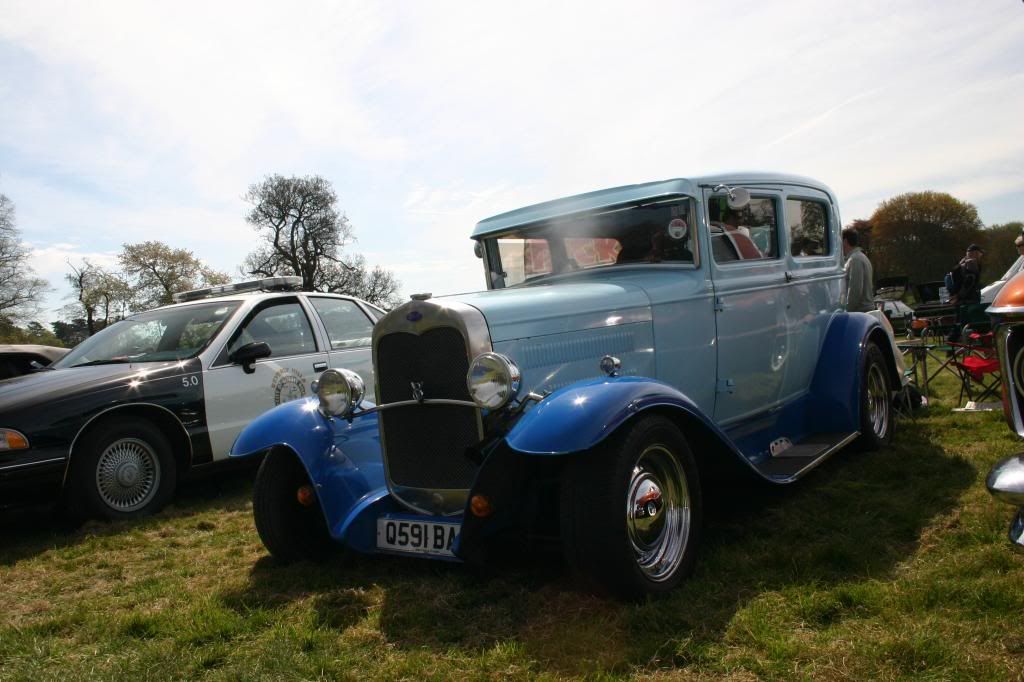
1;0;1022;322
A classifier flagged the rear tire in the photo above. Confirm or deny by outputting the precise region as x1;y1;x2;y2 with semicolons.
70;418;176;521
560;415;702;599
856;342;894;450
253;449;335;562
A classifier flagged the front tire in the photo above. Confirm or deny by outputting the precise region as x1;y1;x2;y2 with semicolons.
252;449;335;562
71;418;176;520
856;342;894;450
560;415;702;599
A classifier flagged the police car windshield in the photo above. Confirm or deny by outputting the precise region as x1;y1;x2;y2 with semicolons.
484;198;694;288
55;301;241;369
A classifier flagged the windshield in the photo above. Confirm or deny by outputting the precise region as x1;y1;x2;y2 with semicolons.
55;301;241;368
484;198;695;288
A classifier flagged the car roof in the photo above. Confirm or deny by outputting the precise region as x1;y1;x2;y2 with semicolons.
133;290;370;315
472;172;836;238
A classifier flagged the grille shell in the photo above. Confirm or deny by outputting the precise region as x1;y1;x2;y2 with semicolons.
377;326;483;499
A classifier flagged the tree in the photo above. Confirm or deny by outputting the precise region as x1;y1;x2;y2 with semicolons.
974;221;1024;285
119;241;230;309
51;318;92;347
242;174;401;307
867;192;983;285
0;193;49;322
65;260;132;335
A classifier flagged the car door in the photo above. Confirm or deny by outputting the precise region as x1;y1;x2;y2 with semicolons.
778;190;844;402
203;297;329;458
705;186;789;425
306;296;376;393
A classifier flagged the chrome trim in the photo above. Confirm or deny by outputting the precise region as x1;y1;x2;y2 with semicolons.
64;403;194;487
0;456;67;472
372;297;491;516
986;454;1024;507
1010;509;1024;551
349;398;480;418
772;431;861;483
997;326;1024;438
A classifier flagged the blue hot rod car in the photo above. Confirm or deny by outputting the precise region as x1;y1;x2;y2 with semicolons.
231;173;906;598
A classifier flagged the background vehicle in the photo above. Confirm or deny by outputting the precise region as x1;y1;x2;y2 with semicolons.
876;299;914;335
0;344;68;379
0;277;381;519
983;274;1024;550
232;174;906;598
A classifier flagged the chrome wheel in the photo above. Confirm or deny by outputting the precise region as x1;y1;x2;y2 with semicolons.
625;444;690;582
95;437;161;512
867;362;890;438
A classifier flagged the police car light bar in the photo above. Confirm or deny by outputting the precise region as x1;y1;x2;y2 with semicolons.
172;276;305;303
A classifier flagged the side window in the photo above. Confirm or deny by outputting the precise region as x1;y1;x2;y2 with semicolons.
227;301;317;358
787;198;830;257
309;298;375;349
708;195;779;263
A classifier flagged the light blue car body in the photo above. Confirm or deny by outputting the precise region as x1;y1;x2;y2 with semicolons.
231;173;905;560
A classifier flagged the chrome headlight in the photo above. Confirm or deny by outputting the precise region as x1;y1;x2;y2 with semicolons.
467;352;521;410
315;368;365;417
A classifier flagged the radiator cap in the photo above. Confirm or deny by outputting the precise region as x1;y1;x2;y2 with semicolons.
410;292;433;301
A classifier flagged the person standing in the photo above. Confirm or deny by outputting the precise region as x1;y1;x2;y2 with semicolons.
949;244;984;305
842;227;874;313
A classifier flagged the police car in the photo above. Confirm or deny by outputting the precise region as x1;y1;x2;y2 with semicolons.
0;276;380;519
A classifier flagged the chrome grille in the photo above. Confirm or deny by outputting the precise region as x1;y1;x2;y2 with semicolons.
377;327;481;490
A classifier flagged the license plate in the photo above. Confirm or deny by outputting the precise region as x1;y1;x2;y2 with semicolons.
376;517;460;557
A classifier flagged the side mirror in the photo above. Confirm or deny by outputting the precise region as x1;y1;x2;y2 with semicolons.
727;187;751;209
986;454;1024;550
474;241;484;259
229;341;272;374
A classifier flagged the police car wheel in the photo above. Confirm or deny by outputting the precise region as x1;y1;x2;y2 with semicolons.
252;449;335;563
72;418;176;520
560;415;702;600
856;342;894;451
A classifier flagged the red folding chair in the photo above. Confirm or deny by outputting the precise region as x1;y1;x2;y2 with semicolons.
953;332;1002;406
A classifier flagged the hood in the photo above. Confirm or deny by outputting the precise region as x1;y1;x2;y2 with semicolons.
444;280;653;342
0;363;168;414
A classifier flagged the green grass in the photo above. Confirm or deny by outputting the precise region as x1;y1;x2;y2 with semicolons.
3;373;1024;680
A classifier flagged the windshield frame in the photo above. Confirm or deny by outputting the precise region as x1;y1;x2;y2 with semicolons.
54;299;243;369
481;195;698;289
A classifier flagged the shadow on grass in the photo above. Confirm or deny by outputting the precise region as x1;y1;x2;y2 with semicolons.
223;420;976;675
0;468;256;565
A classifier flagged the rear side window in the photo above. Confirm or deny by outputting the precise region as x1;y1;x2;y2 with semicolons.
708;195;779;263
310;297;375;349
787;198;831;257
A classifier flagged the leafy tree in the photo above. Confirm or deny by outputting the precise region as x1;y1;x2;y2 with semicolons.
52;318;93;347
242;174;401;307
119;241;230;309
0;193;49;321
65;260;133;335
867;191;983;285
974;221;1024;285
0;316;63;346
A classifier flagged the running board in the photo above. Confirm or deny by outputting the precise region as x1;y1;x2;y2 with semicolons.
753;431;860;483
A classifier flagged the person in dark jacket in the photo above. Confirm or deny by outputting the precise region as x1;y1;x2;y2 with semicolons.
950;244;984;305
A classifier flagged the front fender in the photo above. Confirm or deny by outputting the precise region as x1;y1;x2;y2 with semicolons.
505;376;722;455
230;398;388;545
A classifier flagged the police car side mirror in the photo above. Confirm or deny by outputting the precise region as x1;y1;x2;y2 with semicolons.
229;341;272;374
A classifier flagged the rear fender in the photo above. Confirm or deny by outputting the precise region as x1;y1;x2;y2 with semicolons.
806;312;903;433
231;397;387;542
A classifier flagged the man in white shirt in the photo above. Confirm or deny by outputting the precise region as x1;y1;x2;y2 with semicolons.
842;227;874;313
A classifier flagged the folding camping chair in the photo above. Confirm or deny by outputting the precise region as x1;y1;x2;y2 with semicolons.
952;332;1002;408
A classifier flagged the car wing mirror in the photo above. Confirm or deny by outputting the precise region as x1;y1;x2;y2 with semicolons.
229;341;272;374
986;454;1024;551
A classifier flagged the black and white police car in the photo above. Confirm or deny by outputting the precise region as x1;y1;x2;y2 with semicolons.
0;276;381;519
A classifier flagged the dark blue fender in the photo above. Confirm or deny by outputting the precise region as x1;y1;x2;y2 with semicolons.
505;375;737;456
805;311;897;434
230;397;401;552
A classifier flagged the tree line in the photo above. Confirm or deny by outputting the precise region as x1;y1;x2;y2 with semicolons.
0;175;402;346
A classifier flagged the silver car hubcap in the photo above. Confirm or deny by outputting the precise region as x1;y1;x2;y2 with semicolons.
95;438;160;512
626;444;690;582
867;363;889;438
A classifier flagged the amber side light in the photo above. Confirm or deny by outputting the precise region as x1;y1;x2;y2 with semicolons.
470;495;494;518
4;431;28;449
296;485;317;507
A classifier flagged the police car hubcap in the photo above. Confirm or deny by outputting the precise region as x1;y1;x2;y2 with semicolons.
96;438;160;512
626;444;690;582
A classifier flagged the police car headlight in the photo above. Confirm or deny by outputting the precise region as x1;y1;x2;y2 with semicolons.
315;368;364;417
467;352;521;410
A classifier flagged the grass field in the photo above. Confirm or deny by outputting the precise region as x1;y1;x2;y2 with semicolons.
3;374;1024;681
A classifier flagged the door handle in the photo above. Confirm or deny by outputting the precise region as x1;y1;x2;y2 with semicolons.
313;361;328;372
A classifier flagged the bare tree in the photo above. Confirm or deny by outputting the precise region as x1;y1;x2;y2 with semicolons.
0;193;49;322
65;259;133;335
242;174;401;307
